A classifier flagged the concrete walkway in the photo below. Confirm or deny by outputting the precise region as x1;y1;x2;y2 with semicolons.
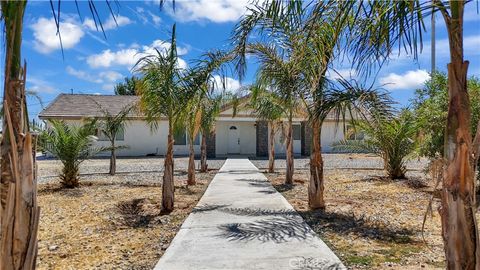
154;159;345;270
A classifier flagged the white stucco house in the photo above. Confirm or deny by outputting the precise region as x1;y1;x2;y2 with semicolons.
38;94;355;157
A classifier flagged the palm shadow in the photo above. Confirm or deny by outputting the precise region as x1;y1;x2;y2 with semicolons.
298;209;415;244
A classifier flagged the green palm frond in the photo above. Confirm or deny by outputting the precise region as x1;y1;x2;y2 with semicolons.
333;111;417;179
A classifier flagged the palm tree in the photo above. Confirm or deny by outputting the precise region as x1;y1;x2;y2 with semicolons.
321;0;479;267
0;2;39;268
185;50;233;176
248;42;303;185
42;120;104;188
183;95;202;185
334;111;417;179
95;104;134;175
249;84;284;173
0;1;169;267
135;24;192;213
233;0;392;206
199;95;222;172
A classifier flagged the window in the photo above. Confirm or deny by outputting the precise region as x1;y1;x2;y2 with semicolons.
174;130;187;145
96;128;124;141
193;133;201;145
293;125;301;140
116;128;124;141
347;125;364;140
229;126;237;130
174;130;200;145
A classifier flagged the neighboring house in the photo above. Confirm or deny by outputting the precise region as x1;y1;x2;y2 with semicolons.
38;94;354;157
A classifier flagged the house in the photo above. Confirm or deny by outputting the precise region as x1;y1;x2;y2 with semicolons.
38;94;354;157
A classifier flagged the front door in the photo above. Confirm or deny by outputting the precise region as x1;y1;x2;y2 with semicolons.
228;126;240;154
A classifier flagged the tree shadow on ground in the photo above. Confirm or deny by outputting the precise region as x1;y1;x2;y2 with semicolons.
115;198;162;228
218;216;313;243
298;209;416;244
272;183;294;192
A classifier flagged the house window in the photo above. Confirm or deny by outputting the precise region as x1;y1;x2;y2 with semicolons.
174;130;187;145
229;126;237;130
116;128;124;141
293;125;301;140
96;128;124;141
194;133;201;145
174;130;200;145
347;125;364;140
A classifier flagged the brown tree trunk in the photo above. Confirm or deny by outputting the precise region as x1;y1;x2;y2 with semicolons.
109;140;116;175
1;3;40;268
200;133;208;172
308;118;325;209
285;115;294;184
439;2;480;268
162;126;175;213
268;122;275;173
187;139;196;185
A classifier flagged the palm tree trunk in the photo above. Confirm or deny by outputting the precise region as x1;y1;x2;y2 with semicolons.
268;121;275;173
308;118;325;209
440;2;480;268
285;114;294;184
187;138;196;185
200;133;208;172
109;140;116;175
162;124;175;213
1;2;40;269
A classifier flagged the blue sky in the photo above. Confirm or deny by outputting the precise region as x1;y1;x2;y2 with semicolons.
11;1;480;120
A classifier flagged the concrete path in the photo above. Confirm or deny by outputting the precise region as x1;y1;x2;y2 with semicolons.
154;159;345;270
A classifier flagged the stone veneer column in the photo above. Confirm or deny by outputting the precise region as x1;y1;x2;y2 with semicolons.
301;121;312;156
256;121;268;157
206;131;216;158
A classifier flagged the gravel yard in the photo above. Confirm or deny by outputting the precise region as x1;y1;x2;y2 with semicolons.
266;168;447;269
38;153;428;184
35;153;431;269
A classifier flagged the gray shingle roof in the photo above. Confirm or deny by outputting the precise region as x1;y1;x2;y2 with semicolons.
38;94;140;119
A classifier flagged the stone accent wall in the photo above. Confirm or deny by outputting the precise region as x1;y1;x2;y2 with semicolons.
206;131;216;158
301;121;312;156
256;121;269;157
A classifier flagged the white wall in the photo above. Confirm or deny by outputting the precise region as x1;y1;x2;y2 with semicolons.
59;119;200;157
321;121;346;152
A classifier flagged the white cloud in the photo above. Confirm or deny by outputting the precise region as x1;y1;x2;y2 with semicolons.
30;17;84;54
27;77;58;94
213;75;241;93
102;84;116;92
327;69;357;80
166;0;257;23
83;15;132;31
66;66;123;84
66;66;103;83
379;69;430;90
86;40;188;69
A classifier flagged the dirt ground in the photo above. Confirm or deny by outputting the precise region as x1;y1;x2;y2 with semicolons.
265;168;450;270
36;171;215;270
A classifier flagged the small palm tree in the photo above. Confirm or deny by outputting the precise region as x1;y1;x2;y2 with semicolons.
183;97;202;185
95;104;134;175
199;96;222;172
334;111;417;179
185;50;233;176
135;24;193;213
42;120;105;188
247;42;303;185
249;84;284;173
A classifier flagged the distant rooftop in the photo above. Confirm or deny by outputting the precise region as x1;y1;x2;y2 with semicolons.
38;94;140;119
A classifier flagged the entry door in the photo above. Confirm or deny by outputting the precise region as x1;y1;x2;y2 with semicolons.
228;126;240;154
